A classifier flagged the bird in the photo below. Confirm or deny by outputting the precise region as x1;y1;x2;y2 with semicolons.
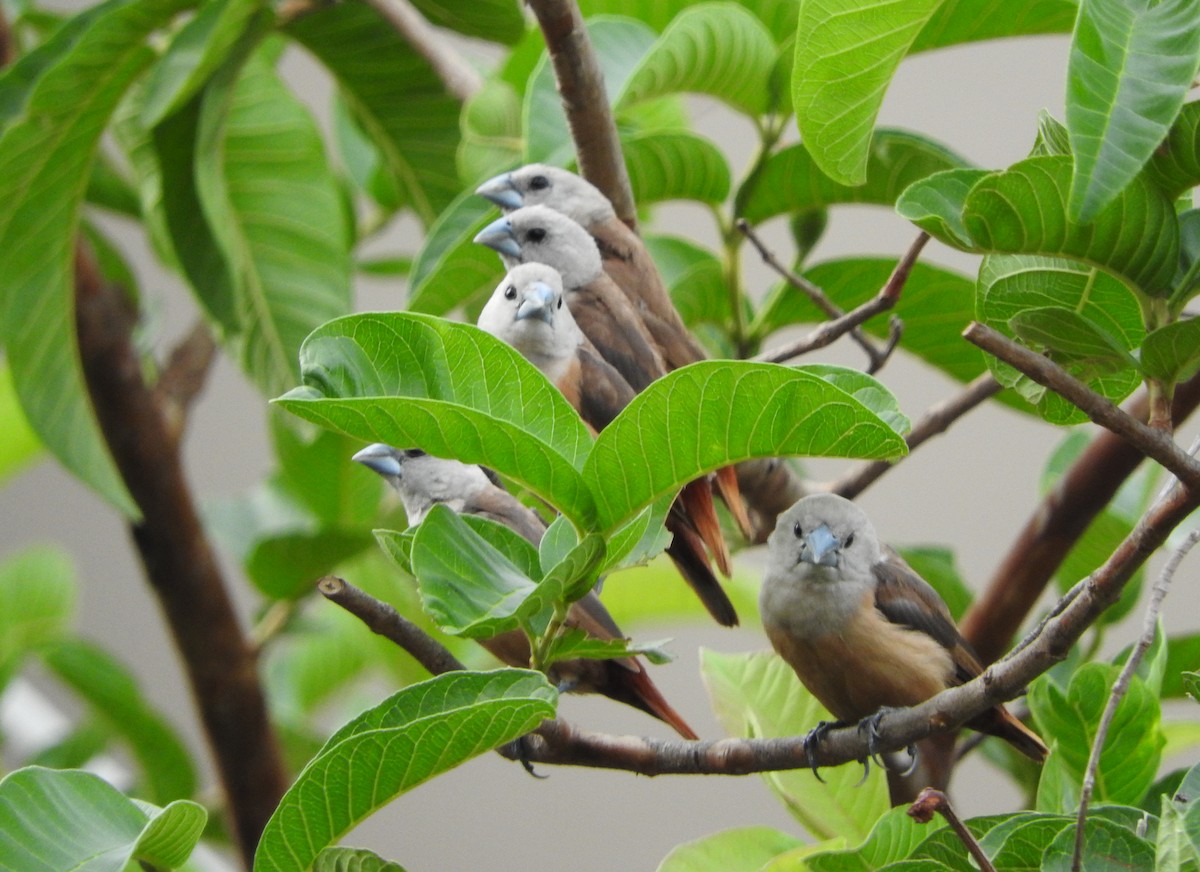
475;168;754;540
352;443;699;740
476;263;740;627
759;493;1048;769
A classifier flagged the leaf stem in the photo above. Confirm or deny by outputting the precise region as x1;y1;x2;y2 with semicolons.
531;601;570;672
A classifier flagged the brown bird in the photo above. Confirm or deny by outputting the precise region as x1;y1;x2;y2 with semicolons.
476;262;739;627
477;167;753;539
759;494;1048;768
353;443;699;739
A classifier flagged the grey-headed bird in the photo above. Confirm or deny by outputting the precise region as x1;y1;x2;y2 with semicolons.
476;265;740;627
759;493;1048;765
353;443;699;739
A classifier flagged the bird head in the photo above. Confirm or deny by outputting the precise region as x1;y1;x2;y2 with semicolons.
476;164;615;226
768;493;881;581
474;206;602;287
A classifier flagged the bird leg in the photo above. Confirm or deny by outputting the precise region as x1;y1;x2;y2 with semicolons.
802;719;852;783
857;708;919;775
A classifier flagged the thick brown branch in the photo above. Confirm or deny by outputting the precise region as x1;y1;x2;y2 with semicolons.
754;233;928;365
832;373;1002;500
964;322;1200;492
527;0;637;227
362;0;481;101
74;247;286;867
961;373;1200;664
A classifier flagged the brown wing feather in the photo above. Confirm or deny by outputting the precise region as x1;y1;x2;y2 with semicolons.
463;486;547;547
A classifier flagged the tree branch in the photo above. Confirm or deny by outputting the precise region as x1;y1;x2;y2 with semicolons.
963;322;1200;492
361;0;482;101
831;373;1002;500
909;788;996;872
527;0;637;227
74;246;286;868
753;233;928;365
153;321;216;444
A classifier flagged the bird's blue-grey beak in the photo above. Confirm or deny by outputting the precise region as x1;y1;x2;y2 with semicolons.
473;216;522;259
800;523;841;567
475;173;524;211
515;281;556;324
353;443;402;478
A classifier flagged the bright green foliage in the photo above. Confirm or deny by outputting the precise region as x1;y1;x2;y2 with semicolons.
656;826;805;872
0;546;75;691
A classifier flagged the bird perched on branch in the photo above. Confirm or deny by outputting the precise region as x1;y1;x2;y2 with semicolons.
353;443;698;740
759;493;1048;768
476;264;739;627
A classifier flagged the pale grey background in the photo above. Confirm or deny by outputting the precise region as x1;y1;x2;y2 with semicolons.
2;19;1194;872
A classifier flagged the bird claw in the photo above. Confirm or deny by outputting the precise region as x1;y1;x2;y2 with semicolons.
855;709;920;775
514;735;548;779
802;720;847;783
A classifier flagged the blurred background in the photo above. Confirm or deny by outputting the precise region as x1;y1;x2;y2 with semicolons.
4;15;1191;871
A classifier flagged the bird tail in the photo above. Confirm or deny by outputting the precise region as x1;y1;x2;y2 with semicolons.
678;478;732;576
970;705;1048;763
713;465;754;541
603;661;699;740
666;515;739;626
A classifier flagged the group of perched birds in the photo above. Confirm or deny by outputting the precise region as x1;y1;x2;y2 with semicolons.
352;165;1047;767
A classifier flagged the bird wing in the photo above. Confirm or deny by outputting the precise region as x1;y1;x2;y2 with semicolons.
575;341;638;432
463;486;547;547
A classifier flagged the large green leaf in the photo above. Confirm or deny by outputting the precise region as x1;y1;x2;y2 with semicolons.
701;650;889;842
792;0;945;185
252;670;557;872
525;17;657;166
1146;101;1200;199
624;129;731;205
0;767;206;872
1066;0;1200;222
0;0;193;516
895;167;991;249
579;0;798;41
0;546;75;691
406;190;499;316
1141;317;1200;384
645;235;735;333
1043;817;1157;871
410;0;524;45
1008;306;1140;373
584;361;907;532
0;362;42;486
911;0;1077;52
274;314;597;526
40;639;197;805
657;826;804;872
738;129;970;224
801;806;948;870
618;3;777;117
313;847;407;872
285;0;462;225
193;44;351;397
457;78;522;186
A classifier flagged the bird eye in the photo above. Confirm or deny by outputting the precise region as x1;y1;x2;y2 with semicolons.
793;521;803;538
530;175;550;190
527;227;547;243
845;533;855;548
503;284;516;300
403;448;426;458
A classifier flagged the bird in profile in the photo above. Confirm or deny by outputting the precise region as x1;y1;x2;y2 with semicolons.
353;443;699;740
476;263;739;627
759;493;1048;770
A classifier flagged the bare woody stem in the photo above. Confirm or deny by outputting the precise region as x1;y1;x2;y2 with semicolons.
909;788;997;872
526;0;637;228
361;0;482;100
754;233;928;365
74;246;286;868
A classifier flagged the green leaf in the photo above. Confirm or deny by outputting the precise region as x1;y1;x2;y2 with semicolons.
457;78;521;186
373;527;417;575
1184;671;1200;703
1043;816;1157;872
792;0;944;185
624;129;731;205
410;0;524;45
0;546;75;690
0;362;42;486
313;847;407;872
911;0;1076;53
755;259;982;386
1066;0;1200;222
618;3;777;117
644;236;734;332
701;650;889;841
194;43;352;396
1033;110;1073;157
803;806;949;871
40;639;197;805
252;670;557;872
85;151;142;216
1157;794;1200;872
272;421;384;529
544;629;675;667
978;254;1145;424
799;364;911;435
333;90;402;211
139;0;264;126
0;0;194;516
895;168;991;249
525;17;657;166
406;190;499;316
601;494;674;572
1160;635;1200;698
964;155;1179;298
1142;317;1200;383
1028;663;1164;809
1008;306;1141;373
739;130;970;224
1147;101;1200;199
0;767;206;871
274;313;596;526
247;530;375;599
584;361;907;532
285;0;462;225
657;826;803;872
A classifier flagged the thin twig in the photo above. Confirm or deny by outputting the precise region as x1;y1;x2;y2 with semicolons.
831;373;1002;499
154;321;216;444
909;788;997;872
527;0;637;227
754;233;929;365
963;322;1200;493
735;218;888;369
361;0;481;101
